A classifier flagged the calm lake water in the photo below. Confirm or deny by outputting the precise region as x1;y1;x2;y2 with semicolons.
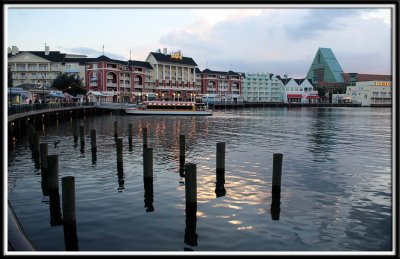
7;107;393;253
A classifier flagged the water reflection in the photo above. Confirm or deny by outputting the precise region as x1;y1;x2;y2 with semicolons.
184;205;198;248
215;171;226;198
91;150;97;165
270;190;281;220
63;221;79;251
143;177;154;212
49;191;63;226
117;166;124;192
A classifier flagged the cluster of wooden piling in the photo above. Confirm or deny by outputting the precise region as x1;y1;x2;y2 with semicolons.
22;116;285;251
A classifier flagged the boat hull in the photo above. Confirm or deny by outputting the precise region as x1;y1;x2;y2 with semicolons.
125;109;212;116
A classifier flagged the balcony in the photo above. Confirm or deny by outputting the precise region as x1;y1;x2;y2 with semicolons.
134;84;143;89
106;83;118;87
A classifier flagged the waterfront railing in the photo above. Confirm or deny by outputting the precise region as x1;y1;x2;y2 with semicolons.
8;102;96;115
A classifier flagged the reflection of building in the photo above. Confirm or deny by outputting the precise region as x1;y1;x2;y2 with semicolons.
242;72;283;102
281;78;319;103
345;81;392;106
145;48;199;101
8;45;87;87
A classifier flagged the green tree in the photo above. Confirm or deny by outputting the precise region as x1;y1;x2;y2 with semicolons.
52;73;87;96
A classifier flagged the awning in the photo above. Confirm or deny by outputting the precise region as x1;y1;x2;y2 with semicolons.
287;94;303;98
48;92;65;98
306;95;320;99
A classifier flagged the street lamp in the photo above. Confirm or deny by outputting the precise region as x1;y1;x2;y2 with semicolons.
178;93;180;101
41;75;45;103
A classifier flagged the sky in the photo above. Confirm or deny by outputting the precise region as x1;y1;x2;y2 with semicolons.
6;4;393;78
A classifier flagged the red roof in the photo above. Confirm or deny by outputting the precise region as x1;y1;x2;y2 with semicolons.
287;94;303;98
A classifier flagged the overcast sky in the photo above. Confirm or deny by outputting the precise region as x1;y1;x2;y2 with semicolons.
6;4;393;78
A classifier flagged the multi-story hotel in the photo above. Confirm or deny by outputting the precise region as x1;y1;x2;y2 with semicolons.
145;48;200;101
200;69;243;101
8;45;87;88
242;72;284;102
84;55;153;102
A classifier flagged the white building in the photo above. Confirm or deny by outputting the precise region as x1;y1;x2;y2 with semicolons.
242;72;284;102
345;81;392;106
145;48;200;101
282;78;319;103
8;45;87;88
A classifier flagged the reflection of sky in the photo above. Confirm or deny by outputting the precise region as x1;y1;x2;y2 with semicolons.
7;108;392;251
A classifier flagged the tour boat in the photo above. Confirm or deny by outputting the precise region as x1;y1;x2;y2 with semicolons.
125;101;213;116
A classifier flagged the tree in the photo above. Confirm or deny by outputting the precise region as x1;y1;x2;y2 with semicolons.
52;73;87;96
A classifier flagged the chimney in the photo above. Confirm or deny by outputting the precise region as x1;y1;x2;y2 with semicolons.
45;45;50;55
163;48;167;55
11;46;19;55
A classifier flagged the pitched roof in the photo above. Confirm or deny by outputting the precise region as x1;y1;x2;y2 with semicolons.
294;79;305;85
280;78;292;85
150;52;197;66
202;69;241;77
8;51;66;62
318;48;344;83
127;60;153;69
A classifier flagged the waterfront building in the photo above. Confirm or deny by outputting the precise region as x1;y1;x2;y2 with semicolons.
85;55;153;103
305;47;392;103
282;77;319;103
345;81;392;106
242;72;284;102
145;48;200;101
201;68;243;102
306;47;345;91
8;45;87;88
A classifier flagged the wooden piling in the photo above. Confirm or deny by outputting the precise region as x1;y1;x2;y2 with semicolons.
33;132;40;163
185;163;197;206
90;129;97;152
73;120;78;143
128;123;133;147
62;176;79;251
272;153;283;193
116;137;123;170
114;121;118;139
47;155;59;192
40;143;48;173
47;154;62;226
62;176;76;225
143;147;153;178
79;125;84;146
142;127;148;148
216;142;225;174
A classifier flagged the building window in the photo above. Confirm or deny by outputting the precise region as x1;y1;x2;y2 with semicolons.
381;92;386;97
373;92;379;97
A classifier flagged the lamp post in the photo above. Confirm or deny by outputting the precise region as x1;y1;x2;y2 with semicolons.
178;93;180;102
190;93;193;102
41;75;45;103
162;93;164;101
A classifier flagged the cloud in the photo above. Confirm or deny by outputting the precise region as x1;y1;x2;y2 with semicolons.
160;8;392;77
283;9;362;40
